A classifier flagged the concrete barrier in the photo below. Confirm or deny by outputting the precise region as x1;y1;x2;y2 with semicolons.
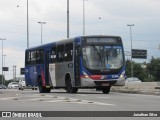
111;82;160;95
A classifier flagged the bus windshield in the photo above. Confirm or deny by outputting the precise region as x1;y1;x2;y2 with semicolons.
82;45;124;70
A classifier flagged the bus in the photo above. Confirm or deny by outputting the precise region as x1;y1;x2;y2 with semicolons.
25;35;125;94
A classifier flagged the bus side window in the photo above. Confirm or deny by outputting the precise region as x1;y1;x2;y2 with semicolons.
51;47;57;63
26;51;31;65
36;50;44;64
57;45;64;62
64;43;73;62
31;51;36;65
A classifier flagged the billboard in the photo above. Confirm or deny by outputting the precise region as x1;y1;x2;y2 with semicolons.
3;67;9;71
132;49;147;59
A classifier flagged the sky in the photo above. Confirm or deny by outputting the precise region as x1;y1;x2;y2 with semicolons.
0;0;160;80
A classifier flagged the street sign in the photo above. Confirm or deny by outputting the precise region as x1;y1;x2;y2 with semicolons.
3;67;9;71
132;49;147;59
20;68;25;75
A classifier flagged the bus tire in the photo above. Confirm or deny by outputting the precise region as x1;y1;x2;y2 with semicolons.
38;77;45;93
65;77;78;93
102;87;110;94
45;88;51;93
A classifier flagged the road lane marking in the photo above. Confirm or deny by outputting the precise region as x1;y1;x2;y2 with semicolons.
77;94;87;97
98;97;110;99
45;98;116;106
0;97;18;100
0;95;116;106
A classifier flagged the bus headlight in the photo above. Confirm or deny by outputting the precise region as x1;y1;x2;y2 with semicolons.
120;71;125;79
82;71;90;79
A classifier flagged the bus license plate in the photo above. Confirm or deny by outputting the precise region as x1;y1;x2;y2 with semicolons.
102;83;109;86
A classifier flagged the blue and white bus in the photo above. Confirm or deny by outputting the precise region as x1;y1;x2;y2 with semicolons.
25;35;125;94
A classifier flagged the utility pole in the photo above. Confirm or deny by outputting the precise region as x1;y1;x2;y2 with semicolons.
27;0;29;48
3;55;6;85
0;38;6;85
83;0;88;36
38;22;46;45
127;24;135;78
13;65;17;81
67;0;69;38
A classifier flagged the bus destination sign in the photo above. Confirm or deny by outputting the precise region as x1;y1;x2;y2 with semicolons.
86;38;119;44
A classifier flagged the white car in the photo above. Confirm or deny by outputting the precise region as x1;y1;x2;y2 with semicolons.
126;77;142;82
18;78;26;90
8;82;19;89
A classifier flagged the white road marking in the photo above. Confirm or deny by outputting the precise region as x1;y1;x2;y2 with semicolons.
77;94;87;97
0;97;18;100
98;97;110;99
0;95;116;106
45;97;116;106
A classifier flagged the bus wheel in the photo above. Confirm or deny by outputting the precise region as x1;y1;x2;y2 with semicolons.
65;78;78;93
38;77;45;93
102;87;110;94
45;88;51;93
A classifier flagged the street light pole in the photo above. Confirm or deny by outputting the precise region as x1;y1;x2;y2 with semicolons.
27;0;29;48
82;0;88;36
3;55;6;85
127;24;135;78
83;0;85;36
0;38;6;85
67;0;69;38
38;22;46;45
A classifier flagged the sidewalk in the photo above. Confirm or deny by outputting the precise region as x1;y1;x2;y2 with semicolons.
111;82;160;95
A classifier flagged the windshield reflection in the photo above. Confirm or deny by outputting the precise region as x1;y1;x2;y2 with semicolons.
82;45;124;70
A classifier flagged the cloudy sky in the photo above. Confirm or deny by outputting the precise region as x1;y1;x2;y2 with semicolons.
0;0;160;80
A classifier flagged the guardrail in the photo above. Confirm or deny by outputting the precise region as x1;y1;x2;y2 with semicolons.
111;82;160;95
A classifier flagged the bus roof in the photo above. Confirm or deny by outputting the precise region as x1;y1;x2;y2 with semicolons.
26;35;121;51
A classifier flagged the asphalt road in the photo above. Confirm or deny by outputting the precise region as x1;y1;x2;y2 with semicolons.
0;89;160;120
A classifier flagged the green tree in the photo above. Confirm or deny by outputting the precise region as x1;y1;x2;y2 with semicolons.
126;59;147;81
0;75;5;84
147;57;160;81
126;59;131;77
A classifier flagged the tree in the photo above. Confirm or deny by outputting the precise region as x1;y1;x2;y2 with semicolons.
126;59;147;81
0;75;5;84
147;57;160;81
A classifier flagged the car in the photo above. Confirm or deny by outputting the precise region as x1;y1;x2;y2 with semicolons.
126;77;142;82
0;84;7;89
18;77;37;90
8;82;19;89
18;78;26;90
